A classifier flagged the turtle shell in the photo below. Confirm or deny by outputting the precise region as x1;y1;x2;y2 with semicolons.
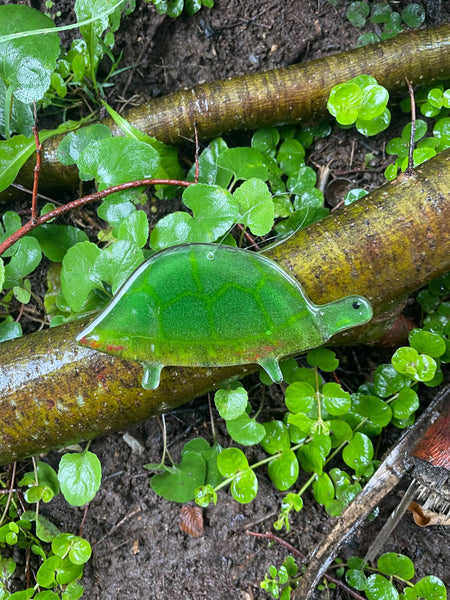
77;243;372;389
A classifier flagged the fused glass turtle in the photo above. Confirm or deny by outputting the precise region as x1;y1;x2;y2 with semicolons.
76;243;372;389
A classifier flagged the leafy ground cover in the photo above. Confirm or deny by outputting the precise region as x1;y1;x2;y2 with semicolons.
0;1;449;599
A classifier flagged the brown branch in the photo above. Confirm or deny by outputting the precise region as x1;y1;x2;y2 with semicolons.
0;178;193;256
0;148;448;464
405;77;416;175
4;24;449;199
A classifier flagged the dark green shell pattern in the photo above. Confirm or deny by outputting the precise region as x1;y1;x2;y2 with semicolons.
77;244;372;389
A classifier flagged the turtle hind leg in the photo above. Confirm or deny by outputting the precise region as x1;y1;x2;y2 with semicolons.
258;357;283;384
141;362;164;390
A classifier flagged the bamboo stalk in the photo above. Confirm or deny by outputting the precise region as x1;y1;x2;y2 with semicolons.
3;23;449;200
1;149;449;464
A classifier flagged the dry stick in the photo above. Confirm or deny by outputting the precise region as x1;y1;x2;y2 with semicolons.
246;530;366;600
291;387;449;600
0;178;193;257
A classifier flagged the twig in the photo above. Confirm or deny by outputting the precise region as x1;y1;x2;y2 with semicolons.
0;177;193;257
405;77;416;174
31;125;42;224
246;530;366;600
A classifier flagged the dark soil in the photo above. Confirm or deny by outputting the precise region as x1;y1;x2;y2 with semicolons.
3;1;450;599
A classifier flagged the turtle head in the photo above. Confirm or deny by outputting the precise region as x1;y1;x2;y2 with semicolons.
320;295;373;338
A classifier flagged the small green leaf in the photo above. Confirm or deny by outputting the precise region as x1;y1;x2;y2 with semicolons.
313;472;335;505
30;225;89;262
365;574;399;600
52;534;92;565
346;1;370;27
0;317;22;342
58;451;102;506
226;412;266;446
61;241;102;312
0;5;60;104
377;553;415;580
328;419;353;447
297;443;325;475
93;240;144;294
342;432;373;470
307;348;339;372
322;383;351;416
408;328;446;358
57;125;112;166
217;447;248;477
217;147;268;181
233;178;274;236
358;85;389;120
182;438;223;487
150;451;206;503
402;3;425;27
390;388;419;420
392;347;437;382
285;381;316;414
276;139;306;175
345;568;368;591
327;83;363;125
261;420;291;454
4;237;42;288
195;484;217;507
251;128;280;156
215;384;248;421
373;364;411;397
268;450;299;491
117;210;149;248
230;468;258;503
412;575;447;600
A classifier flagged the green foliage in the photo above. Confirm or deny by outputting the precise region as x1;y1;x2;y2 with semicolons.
260;555;299;599
57;450;102;506
341;1;426;46
327;74;390;135
149;0;214;18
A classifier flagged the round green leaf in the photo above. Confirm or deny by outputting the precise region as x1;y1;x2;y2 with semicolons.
0;6;60;104
30;224;89;262
322;383;351;415
390;387;419;420
61;241;102;312
217;147;269;181
365;574;399;600
377;552;414;580
346;1;370;27
345;568;368;591
195;484;217;507
307;348;339;372
215;385;248;421
342;432;373;470
408;328;446;358
412;575;447;600
217;447;248;477
285;382;316;414
150;451;206;503
58;451;102;507
276;139;306;176
261;420;291;454
356;107;391;136
312;472;335;505
230;468;258;503
373;364;410;397
392;347;437;382
226;412;266;446
359;85;389;120
57;125;112;166
297;443;325;475
251;128;280;156
233;178;274;236
268;450;299;491
402;3;425;27
327;83;363;125
328;419;353;447
4;237;42;288
117;210;149;248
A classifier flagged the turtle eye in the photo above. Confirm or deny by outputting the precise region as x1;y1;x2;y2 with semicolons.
352;301;362;309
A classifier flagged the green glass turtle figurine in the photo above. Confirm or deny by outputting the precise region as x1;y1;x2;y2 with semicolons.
76;243;372;389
